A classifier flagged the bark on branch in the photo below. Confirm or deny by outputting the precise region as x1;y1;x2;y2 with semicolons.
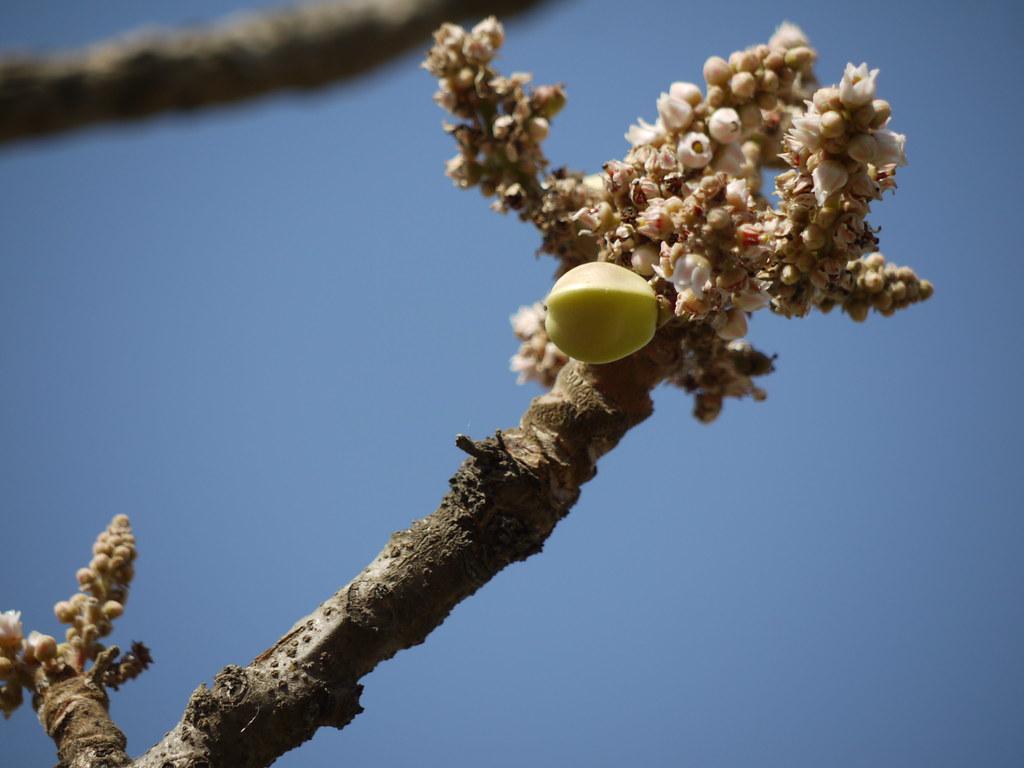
35;333;682;767
0;0;550;145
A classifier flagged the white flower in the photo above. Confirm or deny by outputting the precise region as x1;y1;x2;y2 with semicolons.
812;159;849;205
0;610;22;648
657;91;694;132
769;21;808;50
625;117;664;147
669;81;703;105
785;107;823;153
677;132;713;169
708;108;742;144
636;199;672;239
839;63;879;108
873;128;907;166
654;252;712;297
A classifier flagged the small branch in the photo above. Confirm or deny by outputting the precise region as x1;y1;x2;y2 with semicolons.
130;338;675;768
0;0;552;145
36;666;130;768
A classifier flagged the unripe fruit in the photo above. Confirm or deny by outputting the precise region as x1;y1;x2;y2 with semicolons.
544;262;658;364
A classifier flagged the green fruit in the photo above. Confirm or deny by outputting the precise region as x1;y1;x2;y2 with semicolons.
544;261;658;364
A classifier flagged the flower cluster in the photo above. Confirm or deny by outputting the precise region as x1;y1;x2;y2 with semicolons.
427;20;931;422
54;514;137;672
0;515;143;718
423;18;564;215
509;302;567;387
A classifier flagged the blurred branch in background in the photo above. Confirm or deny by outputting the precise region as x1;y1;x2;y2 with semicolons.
0;0;551;145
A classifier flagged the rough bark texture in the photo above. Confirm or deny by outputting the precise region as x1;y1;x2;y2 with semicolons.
32;337;677;767
35;651;131;768
0;0;550;145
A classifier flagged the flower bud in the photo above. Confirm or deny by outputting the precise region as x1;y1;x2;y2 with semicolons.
820;111;846;138
703;56;732;86
527;117;549;142
26;631;58;662
669;81;703;106
0;657;14;680
729;72;757;100
708;108;742;143
102;601;125;620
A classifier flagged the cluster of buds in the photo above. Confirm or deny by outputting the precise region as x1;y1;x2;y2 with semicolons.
55;514;136;672
427;20;931;422
819;251;933;319
760;65;931;318
423;17;566;216
509;302;567;387
0;515;142;718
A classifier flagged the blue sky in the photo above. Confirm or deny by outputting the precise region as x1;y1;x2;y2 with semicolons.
2;1;1022;766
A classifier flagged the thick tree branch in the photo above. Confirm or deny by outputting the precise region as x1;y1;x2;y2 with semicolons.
104;335;681;768
0;0;551;145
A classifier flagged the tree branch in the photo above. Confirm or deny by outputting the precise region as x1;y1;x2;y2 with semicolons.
0;0;552;145
114;337;677;768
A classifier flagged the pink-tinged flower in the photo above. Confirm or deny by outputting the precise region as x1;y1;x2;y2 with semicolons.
873;128;907;166
709;108;742;144
0;610;22;648
625;117;664;147
812;159;849;206
630;177;661;206
840;63;880;108
604;160;636;194
677;132;713;169
636;200;672;239
654;251;712;297
657;91;694;132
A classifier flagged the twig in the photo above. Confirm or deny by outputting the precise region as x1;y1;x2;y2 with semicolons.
0;0;552;145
